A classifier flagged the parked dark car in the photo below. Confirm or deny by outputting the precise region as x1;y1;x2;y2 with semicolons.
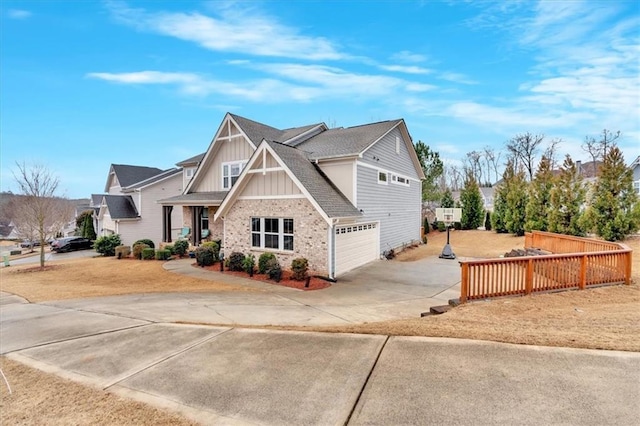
51;237;93;253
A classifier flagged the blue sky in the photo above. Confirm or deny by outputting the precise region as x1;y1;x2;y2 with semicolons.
1;0;639;199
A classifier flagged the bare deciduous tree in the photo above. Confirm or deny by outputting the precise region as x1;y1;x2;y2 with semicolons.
543;138;562;170
12;162;65;267
582;129;620;176
506;132;545;181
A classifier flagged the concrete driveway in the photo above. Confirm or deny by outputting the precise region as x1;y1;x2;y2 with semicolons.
2;293;638;425
42;257;462;326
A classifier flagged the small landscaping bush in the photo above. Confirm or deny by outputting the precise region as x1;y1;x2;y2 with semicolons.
437;221;447;232
453;221;462;231
291;258;308;281
485;211;492;231
132;243;150;260
155;249;171;260
423;217;430;234
141;247;155;260
195;246;215;266
422;235;428;244
243;253;256;276
94;234;122;257
201;240;220;261
265;257;282;282
173;239;189;257
226;251;245;272
163;245;175;255
115;245;131;259
258;252;276;274
134;239;155;249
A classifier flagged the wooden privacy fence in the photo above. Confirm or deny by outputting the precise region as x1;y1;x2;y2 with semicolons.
459;231;632;303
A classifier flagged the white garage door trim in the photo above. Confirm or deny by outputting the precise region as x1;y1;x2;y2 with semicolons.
335;222;379;276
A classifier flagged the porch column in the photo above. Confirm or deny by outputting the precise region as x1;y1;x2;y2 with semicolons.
191;206;202;246
162;206;173;242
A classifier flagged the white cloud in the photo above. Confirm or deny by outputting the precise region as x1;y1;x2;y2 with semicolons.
438;72;477;85
8;9;32;19
105;1;343;60
390;50;428;63
379;64;433;74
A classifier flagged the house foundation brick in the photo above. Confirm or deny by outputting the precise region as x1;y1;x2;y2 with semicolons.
223;198;328;274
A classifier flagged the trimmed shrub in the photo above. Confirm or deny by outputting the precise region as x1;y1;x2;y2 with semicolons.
227;251;245;272
94;234;122;257
195;246;215;266
115;245;131;259
437;221;447;232
155;249;171;260
423;217;430;234
291;258;308;281
453;221;462;231
142;247;155;260
265;258;282;282
422;235;428;244
258;252;276;274
173;239;189;257
134;239;155;249
243;254;256;276
485;211;492;231
201;240;220;261
132;243;150;260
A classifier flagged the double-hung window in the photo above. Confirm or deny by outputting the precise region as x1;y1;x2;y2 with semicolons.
222;161;245;190
251;217;294;251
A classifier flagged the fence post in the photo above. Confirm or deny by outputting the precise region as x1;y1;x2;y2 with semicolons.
460;262;468;303
525;259;534;295
579;255;587;290
625;251;632;285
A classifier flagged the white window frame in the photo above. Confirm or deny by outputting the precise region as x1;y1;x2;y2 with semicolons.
251;217;294;251
389;173;410;187
377;171;388;185
185;167;195;179
222;161;246;190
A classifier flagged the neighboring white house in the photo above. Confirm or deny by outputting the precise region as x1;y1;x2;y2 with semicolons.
630;156;640;194
159;113;425;278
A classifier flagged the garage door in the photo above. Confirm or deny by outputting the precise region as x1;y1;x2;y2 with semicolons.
335;222;379;276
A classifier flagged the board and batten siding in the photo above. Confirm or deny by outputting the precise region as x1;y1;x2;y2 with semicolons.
194;135;254;192
241;170;302;197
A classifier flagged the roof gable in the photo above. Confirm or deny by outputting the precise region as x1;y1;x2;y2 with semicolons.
100;195;139;219
106;164;164;192
215;140;361;223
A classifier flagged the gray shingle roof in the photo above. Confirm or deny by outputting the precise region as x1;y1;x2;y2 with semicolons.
158;191;229;205
91;194;105;207
102;195;139;219
230;113;323;145
266;140;361;219
127;168;181;189
176;153;205;167
297;120;402;159
111;164;164;188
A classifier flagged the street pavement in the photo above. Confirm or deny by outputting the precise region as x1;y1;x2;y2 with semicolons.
1;256;639;425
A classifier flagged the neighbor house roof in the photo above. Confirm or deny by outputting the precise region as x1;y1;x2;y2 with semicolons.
265;140;362;219
107;164;165;191
124;168;182;190
102;195;139;219
90;194;105;207
176;153;205;167
297;120;402;160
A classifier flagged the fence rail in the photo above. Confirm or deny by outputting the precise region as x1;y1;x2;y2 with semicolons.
460;231;632;303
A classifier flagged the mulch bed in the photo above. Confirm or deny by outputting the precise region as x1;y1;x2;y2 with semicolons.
193;262;332;291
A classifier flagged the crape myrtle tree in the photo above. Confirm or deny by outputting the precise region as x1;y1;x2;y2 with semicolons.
12;162;65;267
525;155;554;232
548;155;586;237
459;174;485;230
414;141;444;202
584;147;640;241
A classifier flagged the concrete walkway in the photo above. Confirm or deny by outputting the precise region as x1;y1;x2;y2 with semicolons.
2;292;638;425
42;257;463;326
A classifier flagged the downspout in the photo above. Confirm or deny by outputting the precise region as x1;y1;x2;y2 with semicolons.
329;221;335;280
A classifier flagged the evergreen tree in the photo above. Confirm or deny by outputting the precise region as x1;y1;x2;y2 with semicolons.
459;175;484;230
82;213;97;240
549;155;586;236
587;147;640;241
491;162;514;234
440;188;455;208
414;141;444;202
525;155;554;232
504;166;528;236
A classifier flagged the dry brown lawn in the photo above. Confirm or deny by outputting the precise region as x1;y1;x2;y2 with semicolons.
1;230;638;424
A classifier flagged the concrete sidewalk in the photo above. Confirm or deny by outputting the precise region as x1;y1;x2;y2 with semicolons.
3;293;638;426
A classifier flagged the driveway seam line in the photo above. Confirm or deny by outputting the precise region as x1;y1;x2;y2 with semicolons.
344;335;390;426
41;303;159;324
102;327;234;390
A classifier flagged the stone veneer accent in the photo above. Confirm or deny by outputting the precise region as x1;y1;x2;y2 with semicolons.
223;198;329;274
182;206;223;242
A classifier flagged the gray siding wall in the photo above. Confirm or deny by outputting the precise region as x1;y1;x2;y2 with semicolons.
357;165;421;253
360;127;420;179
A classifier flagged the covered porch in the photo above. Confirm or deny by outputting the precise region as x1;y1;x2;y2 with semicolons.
158;192;227;246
